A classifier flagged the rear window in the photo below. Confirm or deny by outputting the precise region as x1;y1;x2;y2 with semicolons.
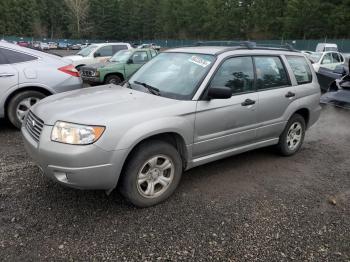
286;56;312;85
0;48;37;64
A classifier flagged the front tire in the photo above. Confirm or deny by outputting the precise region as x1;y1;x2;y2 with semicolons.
119;140;183;207
277;114;306;156
7;91;46;129
104;75;122;85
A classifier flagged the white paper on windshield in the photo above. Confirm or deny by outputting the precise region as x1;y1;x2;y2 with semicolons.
188;56;211;67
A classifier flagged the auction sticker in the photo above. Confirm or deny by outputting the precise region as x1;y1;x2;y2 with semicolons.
188;56;211;67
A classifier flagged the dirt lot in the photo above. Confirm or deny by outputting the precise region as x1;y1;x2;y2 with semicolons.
0;107;349;261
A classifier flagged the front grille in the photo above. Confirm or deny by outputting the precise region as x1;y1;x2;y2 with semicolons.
25;111;44;142
81;69;96;77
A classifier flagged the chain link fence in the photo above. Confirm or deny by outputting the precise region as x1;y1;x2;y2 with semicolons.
2;36;350;53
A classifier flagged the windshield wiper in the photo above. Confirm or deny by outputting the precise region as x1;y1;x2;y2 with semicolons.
134;81;161;96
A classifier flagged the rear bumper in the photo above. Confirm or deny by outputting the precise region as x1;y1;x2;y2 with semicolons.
22;124;127;191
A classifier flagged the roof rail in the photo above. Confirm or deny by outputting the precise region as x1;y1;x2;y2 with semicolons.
194;40;298;54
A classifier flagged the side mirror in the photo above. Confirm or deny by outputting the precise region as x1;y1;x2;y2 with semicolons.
94;52;101;58
207;86;232;99
127;58;133;64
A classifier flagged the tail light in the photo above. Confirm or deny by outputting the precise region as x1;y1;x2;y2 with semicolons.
58;64;80;77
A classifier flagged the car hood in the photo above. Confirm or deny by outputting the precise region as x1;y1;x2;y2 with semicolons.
32;85;184;125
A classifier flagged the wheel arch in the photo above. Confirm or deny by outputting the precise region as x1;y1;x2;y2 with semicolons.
104;72;125;83
293;108;310;127
4;86;53;118
122;132;188;172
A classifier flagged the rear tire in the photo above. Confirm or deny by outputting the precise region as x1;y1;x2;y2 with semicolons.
7;91;46;129
119;140;183;207
277;114;306;156
104;75;122;85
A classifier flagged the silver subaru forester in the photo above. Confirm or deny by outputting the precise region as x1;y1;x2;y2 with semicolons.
22;45;321;207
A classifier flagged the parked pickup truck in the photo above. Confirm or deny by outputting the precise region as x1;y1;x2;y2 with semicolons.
65;43;133;71
81;48;158;85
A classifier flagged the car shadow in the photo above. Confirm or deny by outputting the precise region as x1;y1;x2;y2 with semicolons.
0;118;18;132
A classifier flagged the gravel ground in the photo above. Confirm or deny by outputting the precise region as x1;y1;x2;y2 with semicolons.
0;106;349;261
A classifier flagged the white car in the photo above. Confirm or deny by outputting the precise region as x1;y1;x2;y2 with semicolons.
309;51;345;72
64;43;133;70
316;43;338;52
39;42;50;51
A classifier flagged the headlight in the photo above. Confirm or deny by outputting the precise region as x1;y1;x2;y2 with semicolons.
51;121;105;145
91;70;99;77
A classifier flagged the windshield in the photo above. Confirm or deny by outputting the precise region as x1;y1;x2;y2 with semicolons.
110;50;132;62
309;52;322;63
128;52;215;100
77;45;98;57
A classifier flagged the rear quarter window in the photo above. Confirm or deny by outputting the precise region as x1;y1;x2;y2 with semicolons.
0;48;37;64
286;56;312;85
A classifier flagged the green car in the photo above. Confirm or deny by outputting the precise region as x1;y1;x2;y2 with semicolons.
80;48;158;85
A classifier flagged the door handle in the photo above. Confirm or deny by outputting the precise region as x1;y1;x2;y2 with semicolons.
241;99;256;106
0;73;15;77
285;91;296;98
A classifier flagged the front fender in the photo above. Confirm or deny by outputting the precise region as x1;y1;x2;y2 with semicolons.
116;116;194;151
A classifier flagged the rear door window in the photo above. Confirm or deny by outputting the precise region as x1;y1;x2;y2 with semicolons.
286;56;312;84
97;46;113;57
0;48;37;64
254;56;290;90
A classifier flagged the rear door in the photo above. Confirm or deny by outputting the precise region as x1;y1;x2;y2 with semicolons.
0;48;18;103
193;56;258;158
254;56;295;141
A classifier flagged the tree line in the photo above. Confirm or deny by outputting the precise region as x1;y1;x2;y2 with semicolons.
1;0;350;41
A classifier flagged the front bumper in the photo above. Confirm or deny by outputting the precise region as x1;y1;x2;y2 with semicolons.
22;124;127;191
81;76;101;84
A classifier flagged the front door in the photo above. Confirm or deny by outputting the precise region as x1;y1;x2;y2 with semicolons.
193;56;258;158
124;51;149;78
